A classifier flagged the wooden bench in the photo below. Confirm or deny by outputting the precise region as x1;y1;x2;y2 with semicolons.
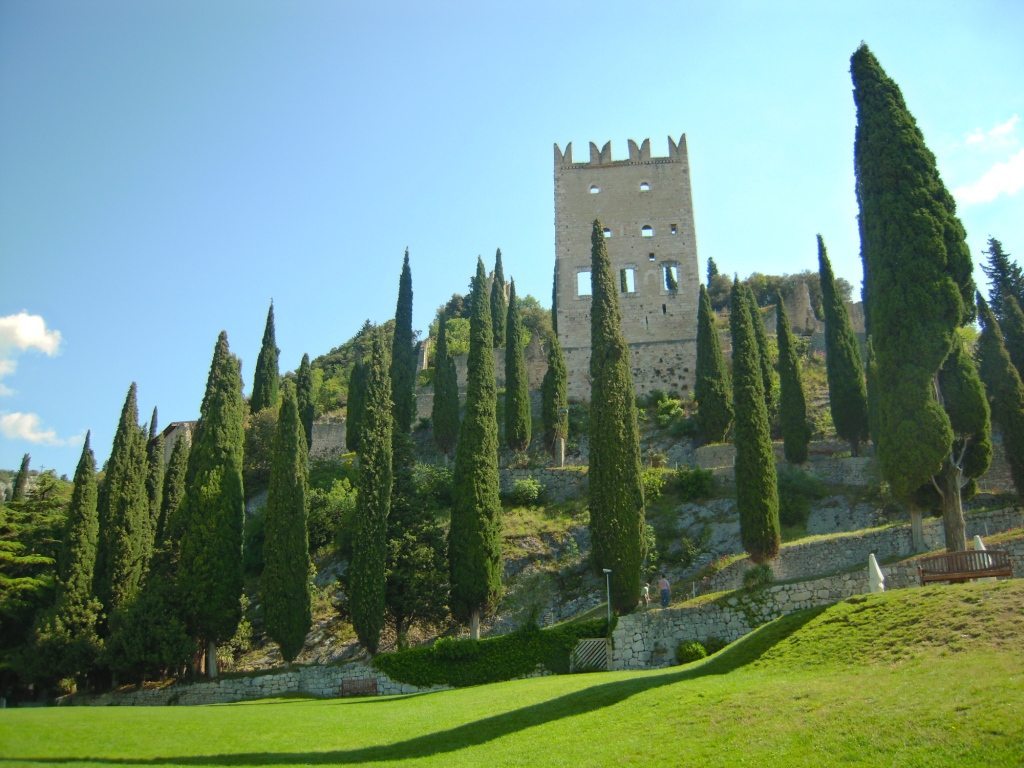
917;549;1013;585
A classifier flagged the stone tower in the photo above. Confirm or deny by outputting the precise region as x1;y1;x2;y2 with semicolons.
553;136;700;401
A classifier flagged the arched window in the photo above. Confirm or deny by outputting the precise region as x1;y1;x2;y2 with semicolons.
641;225;654;238
639;182;650;191
589;185;601;194
603;227;613;238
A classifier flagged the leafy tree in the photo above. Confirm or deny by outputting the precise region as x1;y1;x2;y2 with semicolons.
158;431;190;544
588;220;645;612
346;358;368;453
776;299;810;464
12;454;30;501
490;248;507;348
977;295;1024;498
694;284;732;443
431;311;460;457
296;353;315;450
818;235;869;455
250;302;280;414
177;332;246;677
730;279;780;563
504;280;532;451
95;383;149;617
998;294;1024;377
243;406;278;495
262;384;311;663
706;257;719;285
449;258;502;638
852;43;987;551
541;333;568;454
707;272;733;311
145;407;164;560
350;333;392;654
981;237;1023;320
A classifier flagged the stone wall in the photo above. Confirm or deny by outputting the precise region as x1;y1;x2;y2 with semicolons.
309;420;347;460
501;467;588;503
693;442;876;487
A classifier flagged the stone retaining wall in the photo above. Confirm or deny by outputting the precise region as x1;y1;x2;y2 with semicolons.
501;467;588;503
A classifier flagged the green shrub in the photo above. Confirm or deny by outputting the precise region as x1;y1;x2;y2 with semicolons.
308;456;358;492
742;563;774;591
504;476;546;506
703;636;728;655
568;402;589;437
243;509;265;576
373;618;609;687
674;466;716;501
308;477;357;553
413;463;454;506
641;467;668;501
415;416;431;432
675;640;707;665
776;465;828;528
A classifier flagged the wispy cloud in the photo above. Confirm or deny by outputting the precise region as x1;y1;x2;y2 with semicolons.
965;115;1020;148
954;149;1024;206
0;312;62;396
0;412;83;447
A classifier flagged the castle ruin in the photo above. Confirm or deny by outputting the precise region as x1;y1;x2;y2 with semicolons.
554;136;700;401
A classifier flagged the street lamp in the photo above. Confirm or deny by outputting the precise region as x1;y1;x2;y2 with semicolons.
602;568;612;627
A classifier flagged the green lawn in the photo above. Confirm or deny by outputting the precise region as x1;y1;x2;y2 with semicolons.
3;581;1023;767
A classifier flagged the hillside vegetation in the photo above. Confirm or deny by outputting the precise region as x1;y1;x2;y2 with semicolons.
3;581;1021;767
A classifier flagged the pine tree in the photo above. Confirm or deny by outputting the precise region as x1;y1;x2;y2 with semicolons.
95;383;149;616
818;235;869;455
694;284;732;442
504;280;531;451
449;258;502;638
12;453;30;501
262;384;311;663
295;353;315;450
177;332;246;677
346;358;368;453
431;313;460;457
250;302;280;414
999;294;1024;376
588;220;645;612
158;431;190;544
350;333;392;654
981;237;1023;320
541;332;568;454
145;407;164;562
977;295;1024;498
776;299;810;464
853;44;988;551
730;279;780;563
490;248;507;348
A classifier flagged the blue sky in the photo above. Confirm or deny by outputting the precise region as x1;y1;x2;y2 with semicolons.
2;0;1022;476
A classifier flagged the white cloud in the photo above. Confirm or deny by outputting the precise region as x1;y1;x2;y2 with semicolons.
0;412;82;447
954;149;1024;205
0;312;62;396
964;115;1020;148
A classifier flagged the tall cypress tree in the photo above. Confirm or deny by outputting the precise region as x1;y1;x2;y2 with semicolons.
351;333;392;654
432;313;460;457
390;250;416;438
551;262;559;335
346;358;368;453
449;258;502;638
177;332;246;677
977;295;1024;498
853;43;987;550
145;407;164;560
295;353;315;450
818;234;869;455
541;333;568;454
95;383;149;616
504;280;531;451
707;257;719;285
998;294;1024;376
588;220;645;612
744;284;776;418
12;453;30;501
262;384;311;663
730;279;780;563
158;430;190;545
694;283;733;443
981;237;1023;320
776;299;810;464
250;302;280;414
490;248;507;348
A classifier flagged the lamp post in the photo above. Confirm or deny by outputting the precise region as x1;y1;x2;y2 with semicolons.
602;568;612;627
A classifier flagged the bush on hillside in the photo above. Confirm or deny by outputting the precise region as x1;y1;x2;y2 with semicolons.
675;640;707;665
743;563;774;591
503;477;546;506
674;466;716;501
776;465;828;528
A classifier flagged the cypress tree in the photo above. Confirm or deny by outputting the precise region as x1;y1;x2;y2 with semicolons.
776;299;810;464
95;383;149;616
145;407;164;560
981;237;1023;320
262;383;311;663
694;284;733;443
551;263;559;335
177;332;246;677
449;257;502;638
744;284;776;418
12;453;30;501
490;248;507;348
998;294;1024;376
853;44;987;551
250;302;280;414
730;279;780;563
295;353;315;450
346;358;368;453
431;313;460;457
541;332;568;454
707;257;719;285
504;280;531;451
977;295;1024;498
350;333;392;654
818;235;869;455
157;430;190;544
390;250;416;438
588;220;645;612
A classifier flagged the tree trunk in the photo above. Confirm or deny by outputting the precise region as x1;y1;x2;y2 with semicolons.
909;507;925;552
207;639;218;679
939;465;967;552
470;609;480;641
396;618;408;651
850;438;860;458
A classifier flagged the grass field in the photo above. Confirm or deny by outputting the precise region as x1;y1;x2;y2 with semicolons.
2;581;1022;767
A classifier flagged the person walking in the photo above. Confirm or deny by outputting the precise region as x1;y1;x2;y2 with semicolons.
658;573;670;608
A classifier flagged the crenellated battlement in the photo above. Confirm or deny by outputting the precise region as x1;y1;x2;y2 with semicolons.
554;135;688;168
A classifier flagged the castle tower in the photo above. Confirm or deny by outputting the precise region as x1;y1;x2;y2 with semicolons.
553;136;700;401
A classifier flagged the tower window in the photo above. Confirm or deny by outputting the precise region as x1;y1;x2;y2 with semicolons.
603;227;612;238
670;224;678;235
662;304;667;315
576;270;592;296
641;225;654;238
619;267;637;294
590;185;601;194
639;182;650;191
648;253;656;262
663;264;680;292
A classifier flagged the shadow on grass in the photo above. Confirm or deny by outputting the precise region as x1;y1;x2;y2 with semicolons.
10;607;826;766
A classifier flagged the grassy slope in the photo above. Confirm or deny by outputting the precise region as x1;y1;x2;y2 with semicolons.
2;581;1022;768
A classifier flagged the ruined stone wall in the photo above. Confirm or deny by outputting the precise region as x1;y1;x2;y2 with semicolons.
554;137;699;401
310;421;347;460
